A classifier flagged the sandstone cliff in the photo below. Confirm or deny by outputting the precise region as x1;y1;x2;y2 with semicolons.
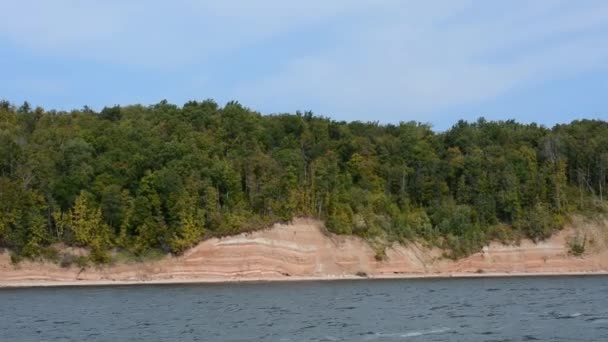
1;216;607;286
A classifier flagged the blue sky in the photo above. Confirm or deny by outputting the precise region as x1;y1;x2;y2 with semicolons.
1;1;607;130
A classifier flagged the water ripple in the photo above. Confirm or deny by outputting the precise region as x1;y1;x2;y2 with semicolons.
0;276;607;341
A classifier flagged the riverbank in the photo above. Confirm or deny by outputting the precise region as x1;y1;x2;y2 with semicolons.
2;217;607;288
2;271;608;289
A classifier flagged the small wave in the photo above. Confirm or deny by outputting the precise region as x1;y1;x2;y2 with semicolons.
400;327;451;338
336;306;357;310
549;311;584;319
298;325;316;331
429;305;449;311
588;318;608;324
447;313;467;318
364;327;451;340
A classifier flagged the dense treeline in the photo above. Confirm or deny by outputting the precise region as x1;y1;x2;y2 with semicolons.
0;99;607;262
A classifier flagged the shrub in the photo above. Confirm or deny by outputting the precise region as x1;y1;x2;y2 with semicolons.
568;234;586;256
59;254;90;268
10;253;22;265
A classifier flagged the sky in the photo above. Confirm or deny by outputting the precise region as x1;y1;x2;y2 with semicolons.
1;0;607;130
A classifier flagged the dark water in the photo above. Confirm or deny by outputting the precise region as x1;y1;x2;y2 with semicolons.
1;276;607;341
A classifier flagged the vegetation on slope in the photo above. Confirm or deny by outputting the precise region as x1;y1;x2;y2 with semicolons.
0;99;607;263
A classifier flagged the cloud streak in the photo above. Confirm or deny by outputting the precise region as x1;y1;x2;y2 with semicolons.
233;1;608;121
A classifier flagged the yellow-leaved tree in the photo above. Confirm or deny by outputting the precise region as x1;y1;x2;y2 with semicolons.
71;191;112;263
170;195;204;254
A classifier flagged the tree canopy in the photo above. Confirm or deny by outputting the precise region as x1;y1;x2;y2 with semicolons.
0;99;606;262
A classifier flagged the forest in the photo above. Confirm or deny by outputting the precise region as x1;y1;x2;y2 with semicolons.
0;99;607;263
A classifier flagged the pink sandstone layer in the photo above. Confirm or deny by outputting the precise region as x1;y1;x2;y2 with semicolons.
1;217;607;287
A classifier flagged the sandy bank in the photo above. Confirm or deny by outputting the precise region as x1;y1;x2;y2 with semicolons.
2;272;608;289
1;217;607;288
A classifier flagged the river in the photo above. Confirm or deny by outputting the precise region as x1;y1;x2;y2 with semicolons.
1;276;607;341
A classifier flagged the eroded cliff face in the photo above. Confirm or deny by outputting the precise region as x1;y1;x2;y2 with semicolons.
1;217;607;284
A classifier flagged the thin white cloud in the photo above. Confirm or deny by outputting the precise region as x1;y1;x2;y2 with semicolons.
233;0;608;121
0;0;373;68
